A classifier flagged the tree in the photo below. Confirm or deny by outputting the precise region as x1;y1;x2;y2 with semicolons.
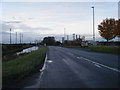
98;18;116;42
114;19;120;37
42;37;55;45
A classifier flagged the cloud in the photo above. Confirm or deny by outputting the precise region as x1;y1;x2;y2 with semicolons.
1;31;9;35
17;24;52;31
1;23;53;34
1;23;15;31
5;21;22;23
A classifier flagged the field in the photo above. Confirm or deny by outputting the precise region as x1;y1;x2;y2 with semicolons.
2;46;47;85
2;44;34;61
2;44;34;56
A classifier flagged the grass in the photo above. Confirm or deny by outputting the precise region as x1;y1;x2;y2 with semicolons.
60;45;120;55
60;45;82;48
86;46;120;55
2;44;33;56
2;46;47;82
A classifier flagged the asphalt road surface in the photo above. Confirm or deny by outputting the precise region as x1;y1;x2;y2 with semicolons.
25;46;120;88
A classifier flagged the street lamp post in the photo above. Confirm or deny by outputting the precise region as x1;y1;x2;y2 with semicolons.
92;6;95;41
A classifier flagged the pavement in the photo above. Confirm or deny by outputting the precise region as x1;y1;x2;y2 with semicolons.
23;46;119;88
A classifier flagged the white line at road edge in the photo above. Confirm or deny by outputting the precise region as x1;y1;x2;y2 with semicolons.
79;57;120;73
40;54;47;72
23;54;48;89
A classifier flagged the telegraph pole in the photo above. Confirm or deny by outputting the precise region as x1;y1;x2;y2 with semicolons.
64;28;66;40
79;35;80;39
92;6;95;41
67;35;69;41
10;28;11;44
76;35;77;39
16;32;17;44
20;33;21;44
73;33;75;40
22;34;23;44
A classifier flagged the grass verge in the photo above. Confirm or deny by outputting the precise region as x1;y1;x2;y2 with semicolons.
2;46;47;82
60;45;120;55
86;46;120;55
60;45;82;48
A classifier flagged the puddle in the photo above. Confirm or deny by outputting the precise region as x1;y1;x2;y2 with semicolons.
16;46;39;55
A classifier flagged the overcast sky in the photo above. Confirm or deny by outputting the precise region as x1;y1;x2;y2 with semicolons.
1;2;118;43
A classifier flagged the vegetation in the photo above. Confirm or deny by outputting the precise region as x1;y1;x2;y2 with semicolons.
114;19;120;37
86;46;120;55
98;18;117;42
61;45;120;55
60;46;82;48
41;36;62;46
2;46;47;82
2;44;33;56
2;44;35;61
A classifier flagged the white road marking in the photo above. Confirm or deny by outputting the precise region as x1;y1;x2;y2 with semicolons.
77;57;80;59
40;54;47;72
94;64;101;68
68;52;74;56
77;56;120;73
47;60;53;63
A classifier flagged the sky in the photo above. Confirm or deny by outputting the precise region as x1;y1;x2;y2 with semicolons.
0;2;119;43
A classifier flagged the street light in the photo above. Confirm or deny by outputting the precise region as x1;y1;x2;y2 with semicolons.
92;6;95;41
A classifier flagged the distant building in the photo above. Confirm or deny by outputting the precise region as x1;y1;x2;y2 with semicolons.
62;37;65;44
63;35;88;47
87;40;97;46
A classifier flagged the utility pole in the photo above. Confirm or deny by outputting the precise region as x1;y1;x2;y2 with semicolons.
10;28;11;44
79;35;80;39
67;35;69;41
16;32;17;44
20;33;21;44
92;6;95;41
73;33;75;40
64;28;66;40
76;35;77;39
62;37;64;44
22;34;23;44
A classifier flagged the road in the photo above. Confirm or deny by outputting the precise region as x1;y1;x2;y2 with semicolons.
25;46;119;88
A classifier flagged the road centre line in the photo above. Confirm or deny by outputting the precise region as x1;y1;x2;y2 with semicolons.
77;56;120;73
94;64;101;68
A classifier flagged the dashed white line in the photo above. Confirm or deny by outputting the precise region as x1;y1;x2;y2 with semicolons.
77;56;120;73
67;52;74;56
